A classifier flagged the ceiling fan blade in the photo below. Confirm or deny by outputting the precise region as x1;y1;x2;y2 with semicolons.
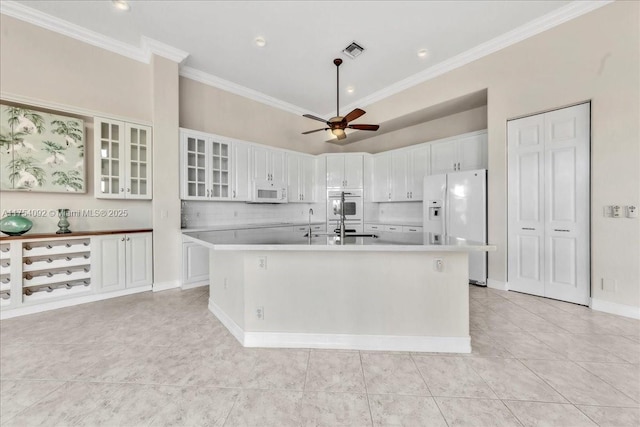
301;128;329;135
343;108;366;123
303;114;328;124
348;124;380;131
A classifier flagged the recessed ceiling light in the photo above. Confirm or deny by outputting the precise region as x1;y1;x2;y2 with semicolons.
346;86;354;94
417;49;429;58
112;0;130;11
254;37;266;47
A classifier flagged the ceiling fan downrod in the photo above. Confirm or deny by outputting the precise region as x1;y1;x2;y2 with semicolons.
334;58;342;118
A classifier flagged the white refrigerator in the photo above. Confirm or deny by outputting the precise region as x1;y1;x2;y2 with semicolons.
423;169;487;285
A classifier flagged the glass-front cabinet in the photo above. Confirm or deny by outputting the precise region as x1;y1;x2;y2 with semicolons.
180;129;231;200
95;117;152;199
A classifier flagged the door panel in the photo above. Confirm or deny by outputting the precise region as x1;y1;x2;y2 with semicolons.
372;154;391;202
391;152;407;201
430;140;457;174
92;235;126;293
326;156;343;188
409;146;430;200
508;113;545;295
344;155;363;188
549;147;577;223
548;236;576;286
458;133;487;170
518;152;542;222
127;233;153;288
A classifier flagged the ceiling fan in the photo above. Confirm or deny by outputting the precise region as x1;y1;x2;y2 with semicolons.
302;58;379;141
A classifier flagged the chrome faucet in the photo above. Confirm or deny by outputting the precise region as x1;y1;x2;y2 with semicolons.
307;208;314;243
339;191;347;242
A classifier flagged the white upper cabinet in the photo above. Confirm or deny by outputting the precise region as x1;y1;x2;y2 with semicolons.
287;153;316;202
430;130;487;174
179;129;231;200
373;145;429;202
231;140;251;201
326;154;363;189
372;153;391;202
252;145;287;183
95;118;152;199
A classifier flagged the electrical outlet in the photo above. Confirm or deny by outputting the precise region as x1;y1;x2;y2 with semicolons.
258;256;267;270
433;258;444;272
627;205;638;218
612;205;622;218
256;306;264;320
603;206;612;217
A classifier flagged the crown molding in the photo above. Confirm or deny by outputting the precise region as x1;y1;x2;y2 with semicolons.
179;66;317;117
141;36;189;64
1;0;613;118
335;0;613;116
0;0;147;62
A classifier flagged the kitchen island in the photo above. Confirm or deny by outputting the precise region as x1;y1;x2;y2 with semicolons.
183;228;495;353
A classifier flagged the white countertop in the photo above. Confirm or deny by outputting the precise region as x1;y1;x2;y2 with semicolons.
183;228;495;253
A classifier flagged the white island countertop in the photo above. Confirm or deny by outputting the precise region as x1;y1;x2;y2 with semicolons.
183;228;495;252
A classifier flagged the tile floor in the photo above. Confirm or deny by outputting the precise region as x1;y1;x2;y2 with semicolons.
1;286;639;426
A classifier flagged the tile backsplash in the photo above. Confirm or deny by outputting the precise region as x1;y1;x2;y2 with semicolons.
181;201;326;228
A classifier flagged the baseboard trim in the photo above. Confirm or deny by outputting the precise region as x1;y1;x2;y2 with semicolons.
153;280;181;292
0;286;152;319
181;280;209;290
208;299;246;345
487;279;508;291
207;299;470;353
591;298;640;320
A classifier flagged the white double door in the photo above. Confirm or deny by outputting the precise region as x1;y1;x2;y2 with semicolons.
507;103;590;305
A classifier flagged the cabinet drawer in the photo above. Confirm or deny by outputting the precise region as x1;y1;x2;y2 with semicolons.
384;225;401;232
364;224;382;232
403;226;423;233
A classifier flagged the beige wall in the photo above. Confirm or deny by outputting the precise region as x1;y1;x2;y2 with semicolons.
0;14;153;234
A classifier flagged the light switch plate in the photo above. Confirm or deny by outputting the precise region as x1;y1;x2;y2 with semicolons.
627;205;638;218
603;206;612;217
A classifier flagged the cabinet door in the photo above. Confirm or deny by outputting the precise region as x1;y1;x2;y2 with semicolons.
92;235;126;293
182;242;209;285
409;146;430;200
458;133;487;171
343;155;363;188
180;132;208;200
125;123;152;199
391;151;408;201
372;154;391;202
95;118;126;199
430;140;457;175
209;140;230;199
270;150;287;183
287;154;301;202
126;233;153;288
232;141;251;201
301;156;316;202
326;156;344;188
252;146;270;181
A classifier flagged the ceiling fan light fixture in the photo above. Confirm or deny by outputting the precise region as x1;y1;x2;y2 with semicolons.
254;37;266;47
331;129;345;137
417;48;429;58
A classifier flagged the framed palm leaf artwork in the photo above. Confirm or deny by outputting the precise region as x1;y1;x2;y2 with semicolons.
0;104;85;193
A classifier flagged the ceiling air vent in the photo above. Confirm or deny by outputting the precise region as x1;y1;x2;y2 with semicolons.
342;41;364;59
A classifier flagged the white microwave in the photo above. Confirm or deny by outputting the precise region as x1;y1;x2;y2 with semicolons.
250;180;288;203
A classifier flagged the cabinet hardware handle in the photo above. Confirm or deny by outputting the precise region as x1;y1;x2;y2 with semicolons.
233;190;236;198
126;237;130;241
24;259;32;265
522;227;535;230
410;191;413;198
46;245;53;249
120;188;124;192
47;258;53;263
66;256;72;261
554;229;570;232
127;188;130;192
121;237;126;241
407;192;409;198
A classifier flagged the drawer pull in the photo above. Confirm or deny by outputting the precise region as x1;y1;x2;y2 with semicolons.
522;227;535;231
554;229;570;232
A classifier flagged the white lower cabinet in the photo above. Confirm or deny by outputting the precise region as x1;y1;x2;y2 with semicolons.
182;241;209;287
92;232;153;293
